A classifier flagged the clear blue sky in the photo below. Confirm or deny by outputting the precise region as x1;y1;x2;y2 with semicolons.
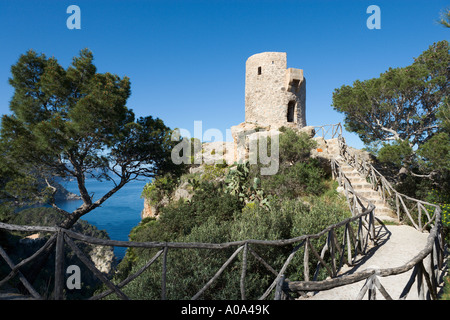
0;0;448;149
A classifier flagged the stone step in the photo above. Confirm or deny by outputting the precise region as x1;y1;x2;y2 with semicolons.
341;170;361;177
372;199;390;206
355;190;380;197
350;183;375;190
348;178;368;184
341;185;385;199
334;160;397;222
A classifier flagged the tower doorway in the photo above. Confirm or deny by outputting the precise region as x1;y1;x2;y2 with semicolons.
287;101;296;122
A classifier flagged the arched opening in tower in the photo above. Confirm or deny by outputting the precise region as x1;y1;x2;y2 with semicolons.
287;101;296;123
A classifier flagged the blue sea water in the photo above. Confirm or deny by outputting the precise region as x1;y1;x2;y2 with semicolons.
55;178;150;260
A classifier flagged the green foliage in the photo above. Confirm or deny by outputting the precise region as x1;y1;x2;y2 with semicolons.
201;163;228;181
438;97;450;133
0;48;184;229
111;189;351;299
278;126;318;164
0;205;13;223
111;125;349;299
417;132;450;171
442;276;450;300
261;127;325;198
187;177;201;191
224;162;251;200
333;40;450;190
141;174;179;205
332;40;449;149
115;124;346;299
159;182;243;237
262;160;325;198
377;140;414;167
438;7;450;28
224;162;271;208
425;188;450;229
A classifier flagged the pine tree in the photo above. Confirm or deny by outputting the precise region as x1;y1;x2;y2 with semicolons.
0;49;184;229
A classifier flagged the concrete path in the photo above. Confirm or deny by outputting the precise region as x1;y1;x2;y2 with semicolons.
302;223;446;300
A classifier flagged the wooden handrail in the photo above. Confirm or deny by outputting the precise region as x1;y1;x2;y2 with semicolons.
0;123;445;300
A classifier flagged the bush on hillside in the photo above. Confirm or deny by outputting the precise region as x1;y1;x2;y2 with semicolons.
112;190;351;300
109;126;350;299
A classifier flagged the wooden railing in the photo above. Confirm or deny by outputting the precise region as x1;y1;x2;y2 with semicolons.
0;123;446;300
0;195;376;300
0;161;378;301
280;124;446;300
337;134;440;232
312;123;343;140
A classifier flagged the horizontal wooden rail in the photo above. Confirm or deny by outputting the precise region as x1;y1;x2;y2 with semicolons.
336;133;440;231
0;123;445;300
0;203;377;300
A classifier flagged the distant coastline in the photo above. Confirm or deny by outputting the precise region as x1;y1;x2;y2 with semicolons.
55;178;148;260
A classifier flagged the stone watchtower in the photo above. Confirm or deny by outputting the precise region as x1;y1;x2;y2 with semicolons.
245;52;306;129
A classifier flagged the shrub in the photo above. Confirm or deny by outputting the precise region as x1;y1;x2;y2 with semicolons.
113;189;351;299
262;159;325;198
201;163;228;181
278;127;318;164
112;125;351;299
141;174;179;205
159;182;242;237
259;127;326;199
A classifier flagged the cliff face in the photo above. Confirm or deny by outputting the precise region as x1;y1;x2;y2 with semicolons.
141;198;157;219
89;244;115;274
141;181;193;219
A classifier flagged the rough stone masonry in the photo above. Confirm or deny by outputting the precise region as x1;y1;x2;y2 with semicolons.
244;52;306;129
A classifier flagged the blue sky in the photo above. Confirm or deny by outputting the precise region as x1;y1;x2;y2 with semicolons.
0;0;448;149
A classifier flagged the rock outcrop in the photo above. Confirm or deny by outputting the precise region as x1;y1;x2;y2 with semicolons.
89;244;115;274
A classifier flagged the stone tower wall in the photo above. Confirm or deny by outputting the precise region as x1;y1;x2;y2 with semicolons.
244;52;306;129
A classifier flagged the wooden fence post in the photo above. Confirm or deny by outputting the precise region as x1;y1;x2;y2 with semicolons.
240;242;248;300
54;229;65;300
274;275;286;300
161;245;168;300
303;240;309;282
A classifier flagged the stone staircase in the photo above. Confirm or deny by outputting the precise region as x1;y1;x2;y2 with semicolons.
337;161;397;223
303;135;446;300
319;137;397;223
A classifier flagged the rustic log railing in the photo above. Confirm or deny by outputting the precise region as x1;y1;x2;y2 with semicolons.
0;123;446;300
284;207;444;300
0;195;376;301
312;123;343;140
281;124;446;300
283;154;444;300
337;133;440;232
0;164;377;301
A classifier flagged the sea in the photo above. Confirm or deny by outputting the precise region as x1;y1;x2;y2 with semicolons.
55;178;150;260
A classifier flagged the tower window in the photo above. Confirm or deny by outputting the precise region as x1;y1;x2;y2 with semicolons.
258;66;262;75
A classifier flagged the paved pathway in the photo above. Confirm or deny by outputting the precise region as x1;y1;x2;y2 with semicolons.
304;139;448;300
303;223;440;299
